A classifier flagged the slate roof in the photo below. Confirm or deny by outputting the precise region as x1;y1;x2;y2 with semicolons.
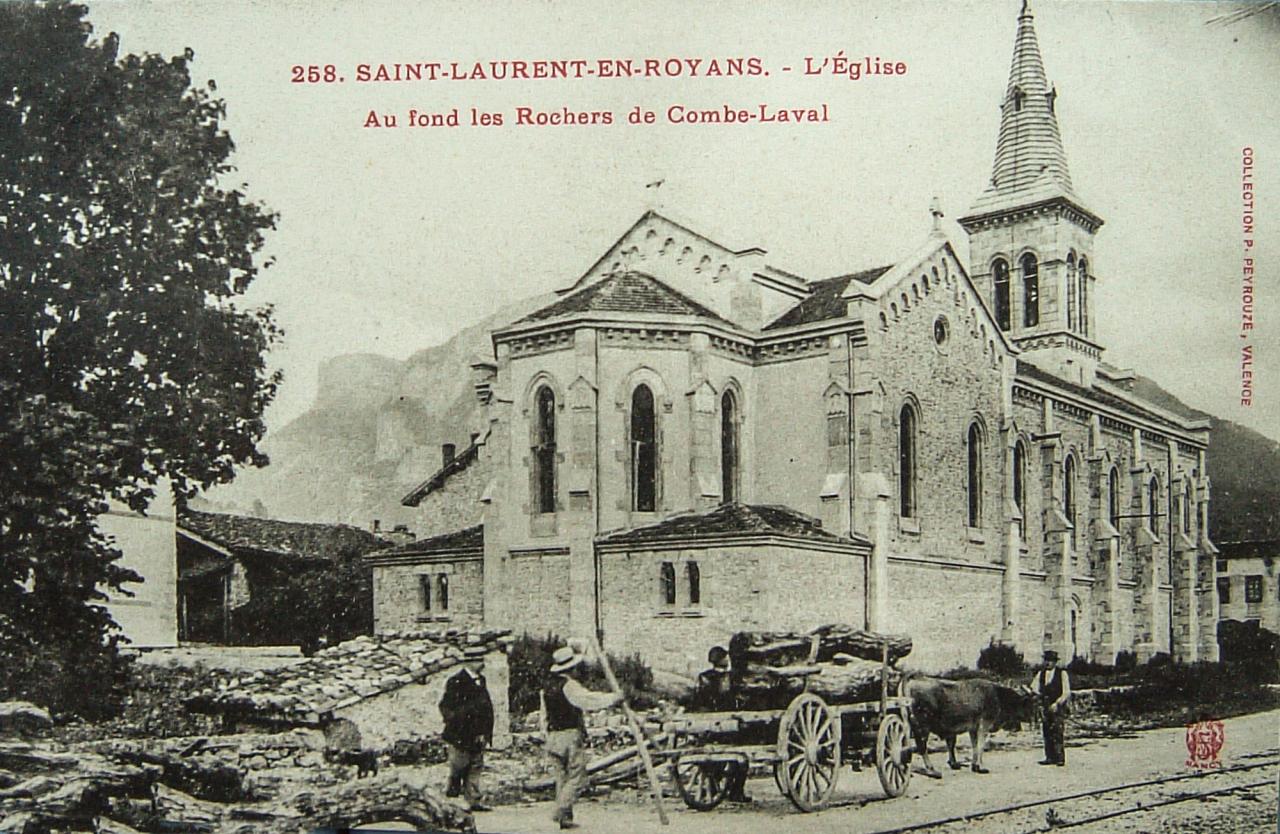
1216;540;1280;561
402;439;481;507
366;525;483;562
1015;362;1204;432
517;271;734;326
185;629;513;724
765;266;892;330
178;509;390;560
597;502;871;547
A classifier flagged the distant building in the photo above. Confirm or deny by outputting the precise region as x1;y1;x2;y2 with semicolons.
101;490;179;649
369;4;1218;674
1216;540;1280;633
177;510;394;647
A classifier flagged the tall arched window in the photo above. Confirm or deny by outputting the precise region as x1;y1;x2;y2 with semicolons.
992;258;1011;331
631;384;657;512
1021;253;1040;327
686;561;701;606
1078;257;1089;337
1066;253;1077;332
1108;467;1120;528
1182;481;1192;534
1147;477;1160;533
967;423;984;527
659;561;676;606
721;390;739;503
1013;441;1027;538
1063;455;1077;534
534;386;557;514
899;404;918;519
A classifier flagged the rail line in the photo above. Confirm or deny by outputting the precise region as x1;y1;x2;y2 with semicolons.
861;756;1279;834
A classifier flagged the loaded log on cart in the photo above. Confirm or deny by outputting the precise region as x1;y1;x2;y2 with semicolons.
661;624;916;812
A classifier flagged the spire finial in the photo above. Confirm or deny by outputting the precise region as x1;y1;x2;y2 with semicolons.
1020;0;1031;17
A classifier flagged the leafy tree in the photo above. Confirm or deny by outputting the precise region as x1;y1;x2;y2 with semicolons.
0;1;280;717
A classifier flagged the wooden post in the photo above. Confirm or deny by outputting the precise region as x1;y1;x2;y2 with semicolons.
589;635;669;825
880;641;888;715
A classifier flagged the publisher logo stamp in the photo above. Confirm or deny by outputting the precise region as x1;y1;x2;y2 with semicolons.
1185;718;1225;769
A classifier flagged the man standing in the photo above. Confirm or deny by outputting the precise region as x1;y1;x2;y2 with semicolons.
1031;649;1071;766
543;645;621;830
691;646;750;803
439;646;495;810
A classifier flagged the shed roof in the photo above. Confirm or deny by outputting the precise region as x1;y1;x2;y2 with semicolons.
178;509;389;560
764;266;892;330
597;502;870;548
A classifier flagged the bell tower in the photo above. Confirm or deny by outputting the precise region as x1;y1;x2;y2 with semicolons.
959;0;1105;387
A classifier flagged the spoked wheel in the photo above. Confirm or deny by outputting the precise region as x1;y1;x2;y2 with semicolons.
670;755;729;811
776;692;841;811
875;712;913;798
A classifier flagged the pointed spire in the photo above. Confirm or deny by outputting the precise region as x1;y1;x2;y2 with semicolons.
966;1;1078;215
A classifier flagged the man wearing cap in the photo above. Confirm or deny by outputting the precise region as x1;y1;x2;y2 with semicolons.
1030;649;1071;766
692;646;751;803
543;645;622;829
439;646;495;810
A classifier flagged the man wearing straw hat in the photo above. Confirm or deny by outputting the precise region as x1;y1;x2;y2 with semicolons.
543;644;622;829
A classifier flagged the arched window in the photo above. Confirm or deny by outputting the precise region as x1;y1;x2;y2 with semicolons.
533;386;557;514
1078;257;1089;337
437;574;449;612
1147;477;1160;533
1182;481;1193;534
1013;86;1025;112
631;384;657;512
1066;253;1077;332
1063;455;1077;534
1021;254;1040;327
899;404;918;519
659;561;676;606
993;258;1011;331
721;390;739;503
967;423;984;527
1108;467;1120;528
1013;441;1027;538
687;561;701;606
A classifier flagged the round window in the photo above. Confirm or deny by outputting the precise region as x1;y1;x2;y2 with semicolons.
933;316;950;345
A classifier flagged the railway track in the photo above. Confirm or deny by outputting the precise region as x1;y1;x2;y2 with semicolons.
863;756;1279;834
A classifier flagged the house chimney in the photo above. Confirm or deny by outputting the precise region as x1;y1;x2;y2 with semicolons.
442;443;456;466
387;524;416;546
371;519;381;534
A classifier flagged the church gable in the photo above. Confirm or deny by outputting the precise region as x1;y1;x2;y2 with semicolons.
561;211;808;329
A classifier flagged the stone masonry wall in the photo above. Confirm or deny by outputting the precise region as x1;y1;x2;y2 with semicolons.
887;558;1004;671
373;558;484;633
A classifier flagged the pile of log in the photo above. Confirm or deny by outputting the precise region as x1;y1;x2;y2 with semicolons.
721;625;912;711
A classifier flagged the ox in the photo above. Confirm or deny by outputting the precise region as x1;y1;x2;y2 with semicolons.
901;676;1034;777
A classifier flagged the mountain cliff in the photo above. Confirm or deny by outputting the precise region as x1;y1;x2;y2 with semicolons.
202;317;1280;546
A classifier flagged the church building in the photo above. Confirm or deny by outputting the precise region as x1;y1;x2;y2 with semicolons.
366;4;1218;674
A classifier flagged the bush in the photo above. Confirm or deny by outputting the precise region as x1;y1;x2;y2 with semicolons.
977;640;1027;677
1115;650;1138;672
507;633;659;716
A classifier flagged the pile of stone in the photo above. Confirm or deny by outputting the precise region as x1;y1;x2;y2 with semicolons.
186;629;513;725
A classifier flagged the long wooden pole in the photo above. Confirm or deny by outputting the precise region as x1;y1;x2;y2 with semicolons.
589;635;669;825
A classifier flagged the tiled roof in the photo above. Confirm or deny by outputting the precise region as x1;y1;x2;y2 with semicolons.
1015;362;1203;432
1216;540;1280;560
185;629;513;724
597;502;870;547
402;440;481;507
367;525;483;562
178;509;390;560
518;271;734;326
765;266;892;330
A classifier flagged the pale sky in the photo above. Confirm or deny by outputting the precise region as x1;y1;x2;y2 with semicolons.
86;0;1280;441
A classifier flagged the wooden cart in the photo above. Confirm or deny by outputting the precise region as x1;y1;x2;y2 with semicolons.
660;654;913;812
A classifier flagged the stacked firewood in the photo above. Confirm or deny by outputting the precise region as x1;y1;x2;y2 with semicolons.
721;625;912;710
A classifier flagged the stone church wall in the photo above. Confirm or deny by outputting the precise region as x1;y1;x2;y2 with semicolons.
887;558;1004;672
372;558;484;633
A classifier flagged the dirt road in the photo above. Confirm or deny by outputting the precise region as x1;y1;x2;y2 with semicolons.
472;709;1279;834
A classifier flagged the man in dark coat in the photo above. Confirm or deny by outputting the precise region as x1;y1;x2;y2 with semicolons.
691;646;751;803
439;646;495;810
1031;649;1071;766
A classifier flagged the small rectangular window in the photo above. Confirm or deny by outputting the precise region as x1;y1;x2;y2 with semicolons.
660;562;676;607
438;574;450;611
1246;575;1263;604
1217;577;1231;605
1216;559;1228;573
419;575;433;612
687;561;701;606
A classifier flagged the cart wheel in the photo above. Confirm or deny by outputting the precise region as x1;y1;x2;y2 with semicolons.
670;755;729;811
875;712;912;798
776;692;841;811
